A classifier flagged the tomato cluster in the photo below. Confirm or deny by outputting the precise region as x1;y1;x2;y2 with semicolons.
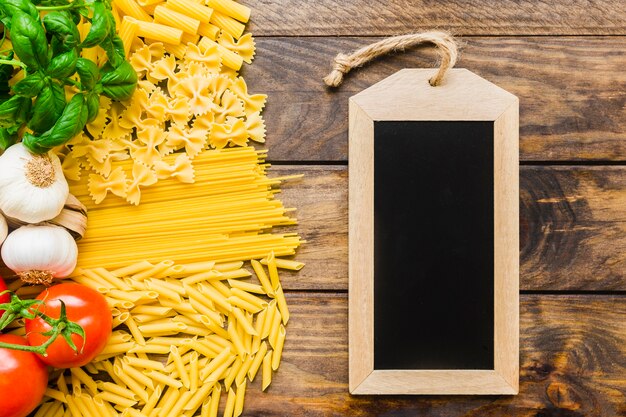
0;277;112;417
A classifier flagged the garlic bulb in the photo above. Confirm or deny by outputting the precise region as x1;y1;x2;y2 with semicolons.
1;225;78;284
0;213;6;245
0;143;69;223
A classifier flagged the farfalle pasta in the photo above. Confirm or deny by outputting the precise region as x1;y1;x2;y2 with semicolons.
56;0;267;205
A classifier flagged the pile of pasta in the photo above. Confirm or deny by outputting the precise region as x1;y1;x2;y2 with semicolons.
69;146;303;270
59;0;265;205
11;255;300;417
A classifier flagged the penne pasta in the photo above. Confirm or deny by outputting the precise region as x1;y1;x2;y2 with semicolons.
140;385;163;416
223;388;236;417
272;324;286;370
260;257;305;271
251;260;274;296
223;358;242;390
265;252;280;290
233;380;246;417
248;341;268;381
262;350;272;391
169;346;191;389
274;284;290;324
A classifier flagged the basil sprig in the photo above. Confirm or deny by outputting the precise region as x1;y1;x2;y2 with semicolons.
0;0;138;153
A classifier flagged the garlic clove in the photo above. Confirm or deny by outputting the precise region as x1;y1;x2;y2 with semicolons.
0;213;6;245
3;193;88;239
1;224;78;285
0;143;69;224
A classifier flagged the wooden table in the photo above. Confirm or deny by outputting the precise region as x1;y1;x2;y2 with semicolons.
238;1;626;415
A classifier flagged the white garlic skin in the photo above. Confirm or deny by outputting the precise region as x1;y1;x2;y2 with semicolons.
0;213;6;245
1;225;78;279
0;143;69;223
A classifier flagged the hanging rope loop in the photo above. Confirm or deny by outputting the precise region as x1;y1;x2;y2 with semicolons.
323;31;459;88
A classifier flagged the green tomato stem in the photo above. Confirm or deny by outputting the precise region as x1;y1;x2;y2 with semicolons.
0;292;85;355
0;341;48;355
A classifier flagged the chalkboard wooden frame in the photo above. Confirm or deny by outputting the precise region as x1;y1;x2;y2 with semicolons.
348;69;519;395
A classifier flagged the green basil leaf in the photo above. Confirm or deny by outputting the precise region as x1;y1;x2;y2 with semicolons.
46;49;78;79
85;92;99;123
0;125;19;150
10;12;49;70
0;52;14;96
0;0;39;22
75;57;100;90
81;1;110;48
0;95;30;128
23;93;88;153
12;72;45;97
27;82;65;133
101;34;125;68
100;60;136;101
43;11;80;51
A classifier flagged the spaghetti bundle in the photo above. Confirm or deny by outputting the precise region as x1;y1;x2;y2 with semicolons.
69;147;303;271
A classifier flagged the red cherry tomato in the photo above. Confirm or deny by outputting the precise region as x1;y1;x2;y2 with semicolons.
0;275;9;317
25;283;112;368
0;334;49;417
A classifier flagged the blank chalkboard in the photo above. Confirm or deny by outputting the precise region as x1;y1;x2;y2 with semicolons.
373;121;494;371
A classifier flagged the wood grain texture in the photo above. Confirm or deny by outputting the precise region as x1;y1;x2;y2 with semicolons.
243;293;626;416
242;37;626;161
242;0;626;36
274;165;626;291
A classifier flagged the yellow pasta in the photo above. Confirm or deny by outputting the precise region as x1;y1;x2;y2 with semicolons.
95;391;138;408
262;350;272;391
234;379;246;417
119;17;139;57
141;386;163;415
272;324;286;371
223;358;242;390
45;389;68;404
96;382;139;402
207;0;250;23
274;284;290;325
224;387;236;417
198;36;243;70
154;5;201;34
170;345;191;388
248;341;267;382
136;21;183;44
197;22;220;40
260;257;305;271
210;11;244;39
30;254;296;416
165;0;213;23
113;0;152;21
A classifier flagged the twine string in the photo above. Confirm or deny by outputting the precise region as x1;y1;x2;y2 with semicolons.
323;31;458;88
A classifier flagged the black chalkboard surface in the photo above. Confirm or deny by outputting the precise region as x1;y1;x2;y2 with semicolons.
373;121;494;371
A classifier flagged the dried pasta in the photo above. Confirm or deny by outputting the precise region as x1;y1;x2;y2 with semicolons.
58;0;262;207
69;148;302;269
28;258;295;417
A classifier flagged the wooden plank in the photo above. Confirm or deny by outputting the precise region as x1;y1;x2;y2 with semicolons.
242;293;626;416
243;37;626;161
242;0;626;36
275;165;626;291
